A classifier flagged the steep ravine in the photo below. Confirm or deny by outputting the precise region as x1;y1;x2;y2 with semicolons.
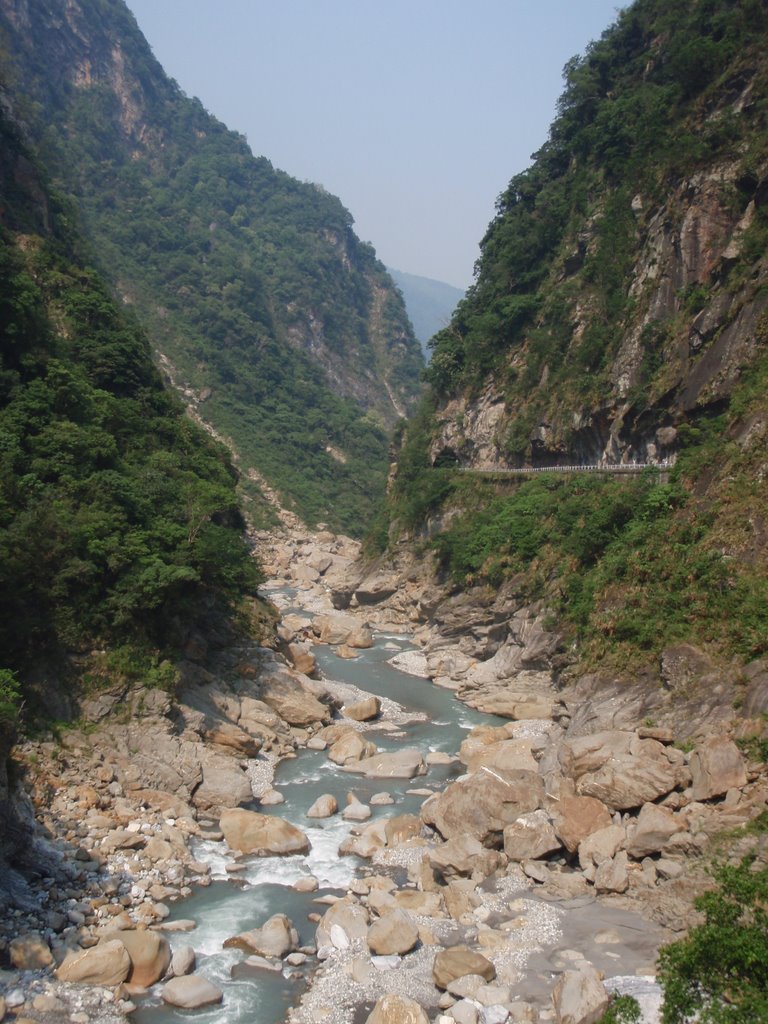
2;525;766;1024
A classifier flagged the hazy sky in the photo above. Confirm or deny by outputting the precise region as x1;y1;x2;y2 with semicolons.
126;1;624;289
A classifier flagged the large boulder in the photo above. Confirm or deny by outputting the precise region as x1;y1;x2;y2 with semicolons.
306;794;338;819
503;810;561;862
312;613;364;645
562;733;678;811
223;914;294;958
101;929;171;987
577;759;677;810
552;796;613;854
344;749;426;779
344;696;381;721
315;898;370;949
432;947;496;989
365;994;430;1024
578;825;626;872
551;962;609;1024
689;737;747;800
161;975;223;1009
626;803;684;859
593;852;630;894
429;835;503;879
367;909;419;956
56;940;131;986
460;736;538;774
259;667;331;726
220;809;310;856
421;767;544;843
328;731;377;765
192;759;253;813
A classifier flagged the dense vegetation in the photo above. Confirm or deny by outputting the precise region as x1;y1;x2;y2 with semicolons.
384;342;768;669
381;0;768;670
658;855;768;1022
0;0;423;535
0;97;259;710
425;0;768;445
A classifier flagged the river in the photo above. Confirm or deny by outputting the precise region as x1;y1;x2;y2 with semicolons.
132;604;663;1024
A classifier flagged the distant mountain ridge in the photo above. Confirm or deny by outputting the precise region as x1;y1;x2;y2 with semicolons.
0;0;424;535
387;268;464;360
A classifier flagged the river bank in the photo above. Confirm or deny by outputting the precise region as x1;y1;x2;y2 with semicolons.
0;523;766;1024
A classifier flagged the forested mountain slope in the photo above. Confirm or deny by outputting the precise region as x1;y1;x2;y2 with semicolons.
0;84;258;716
386;0;768;671
387;268;464;360
0;0;424;535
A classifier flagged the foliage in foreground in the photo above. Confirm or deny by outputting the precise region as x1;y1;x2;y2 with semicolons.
658;858;768;1023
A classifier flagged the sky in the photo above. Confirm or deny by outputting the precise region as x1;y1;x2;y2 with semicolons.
126;1;625;290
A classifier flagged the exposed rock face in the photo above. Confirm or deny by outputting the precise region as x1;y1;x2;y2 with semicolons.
219;809;310;856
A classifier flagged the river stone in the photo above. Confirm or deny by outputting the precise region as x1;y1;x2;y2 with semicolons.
384;814;422;845
286;642;317;676
367;909;420;955
594;851;629;894
578;825;626;871
170;945;196;977
551;962;609;1024
9;933;53;970
345;625;375;649
627;802;685;858
343;796;372;822
461;737;538;774
344;696;381;721
56;940;131;986
689;737;747;800
328;731;377;764
422;767;544;843
161;975;224;1009
503;810;561;861
577;758;677;810
193;761;253;813
429;834;502;879
313;613;363;645
220;808;310;855
433;947;496;989
100;929;171;987
552;796;613;854
315;898;370;949
345;749;426;779
259;667;331;726
365;993;430;1024
223;913;294;957
307;794;338;818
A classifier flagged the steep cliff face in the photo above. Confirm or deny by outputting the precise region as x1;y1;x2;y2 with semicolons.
0;0;423;533
385;0;768;675
423;0;768;471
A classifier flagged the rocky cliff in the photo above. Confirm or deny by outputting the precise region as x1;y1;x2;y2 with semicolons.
0;0;424;534
421;0;767;471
